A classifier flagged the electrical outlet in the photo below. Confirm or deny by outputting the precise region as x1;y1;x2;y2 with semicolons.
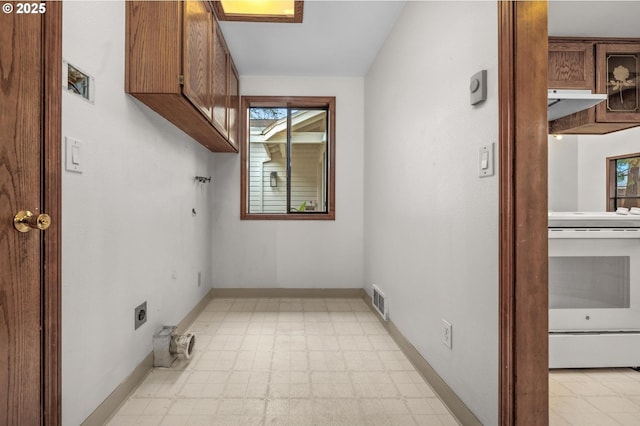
135;302;147;330
442;319;452;349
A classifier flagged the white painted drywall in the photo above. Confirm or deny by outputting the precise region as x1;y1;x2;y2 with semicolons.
364;2;498;424
212;76;364;289
576;127;640;211
548;135;579;211
62;2;213;424
549;1;640;39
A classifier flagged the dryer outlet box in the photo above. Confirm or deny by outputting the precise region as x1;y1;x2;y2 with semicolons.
135;302;147;330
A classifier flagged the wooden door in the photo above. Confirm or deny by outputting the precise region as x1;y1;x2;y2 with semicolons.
227;60;240;150
183;0;213;121
0;2;61;424
596;43;640;123
548;41;595;90
212;19;229;138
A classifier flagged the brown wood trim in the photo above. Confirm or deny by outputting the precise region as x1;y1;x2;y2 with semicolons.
605;151;640;161
241;96;336;109
212;0;303;23
498;2;515;423
499;2;549;425
240;96;336;220
42;2;62;425
327;97;336;220
241;214;336;221
240;96;249;218
513;3;549;423
607;157;615;211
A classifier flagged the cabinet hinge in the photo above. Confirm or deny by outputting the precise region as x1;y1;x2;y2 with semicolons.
179;75;184;86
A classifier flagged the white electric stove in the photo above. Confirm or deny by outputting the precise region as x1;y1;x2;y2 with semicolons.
548;212;640;368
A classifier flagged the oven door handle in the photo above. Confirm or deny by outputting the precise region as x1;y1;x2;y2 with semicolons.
549;229;640;239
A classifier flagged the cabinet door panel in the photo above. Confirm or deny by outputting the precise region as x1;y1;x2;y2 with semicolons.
596;43;640;123
228;61;240;149
183;1;213;121
212;21;229;138
549;42;595;90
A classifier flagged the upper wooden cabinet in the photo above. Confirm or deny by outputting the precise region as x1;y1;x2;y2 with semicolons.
212;22;229;139
228;62;240;147
183;0;214;122
548;42;595;90
596;43;640;124
125;1;240;152
549;38;640;135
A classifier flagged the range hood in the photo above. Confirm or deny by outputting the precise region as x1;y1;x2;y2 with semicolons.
548;89;607;121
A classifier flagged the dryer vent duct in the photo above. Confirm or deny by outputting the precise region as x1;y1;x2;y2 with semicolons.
153;326;196;367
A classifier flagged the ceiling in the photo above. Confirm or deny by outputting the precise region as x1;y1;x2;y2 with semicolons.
549;1;640;38
218;1;640;77
218;1;406;77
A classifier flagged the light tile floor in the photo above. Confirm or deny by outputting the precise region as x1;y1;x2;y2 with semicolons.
550;368;640;425
107;298;459;425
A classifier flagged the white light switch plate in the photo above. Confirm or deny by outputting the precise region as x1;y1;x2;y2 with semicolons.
65;137;83;173
479;143;494;178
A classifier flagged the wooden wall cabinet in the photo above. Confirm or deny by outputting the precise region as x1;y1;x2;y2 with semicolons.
548;41;595;90
126;1;240;152
549;38;640;135
596;43;640;124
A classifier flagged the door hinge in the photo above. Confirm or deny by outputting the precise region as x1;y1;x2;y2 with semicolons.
179;75;184;86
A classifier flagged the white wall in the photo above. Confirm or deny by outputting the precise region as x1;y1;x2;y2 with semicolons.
364;2;498;424
212;76;364;289
577;127;640;211
62;2;213;424
548;127;640;211
548;135;579;211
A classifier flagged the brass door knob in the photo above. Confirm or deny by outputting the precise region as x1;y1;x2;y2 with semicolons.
13;210;51;233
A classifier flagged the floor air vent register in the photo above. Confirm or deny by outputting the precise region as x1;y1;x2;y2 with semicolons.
372;284;389;320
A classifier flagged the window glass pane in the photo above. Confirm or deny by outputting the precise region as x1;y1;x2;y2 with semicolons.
289;109;328;213
242;97;334;220
615;156;640;209
248;107;288;214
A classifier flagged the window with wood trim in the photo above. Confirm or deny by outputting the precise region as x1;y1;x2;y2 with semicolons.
212;0;303;23
607;152;640;211
241;96;335;220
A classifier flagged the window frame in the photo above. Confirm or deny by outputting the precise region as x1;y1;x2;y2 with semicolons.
240;96;336;220
212;0;304;23
606;151;640;211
